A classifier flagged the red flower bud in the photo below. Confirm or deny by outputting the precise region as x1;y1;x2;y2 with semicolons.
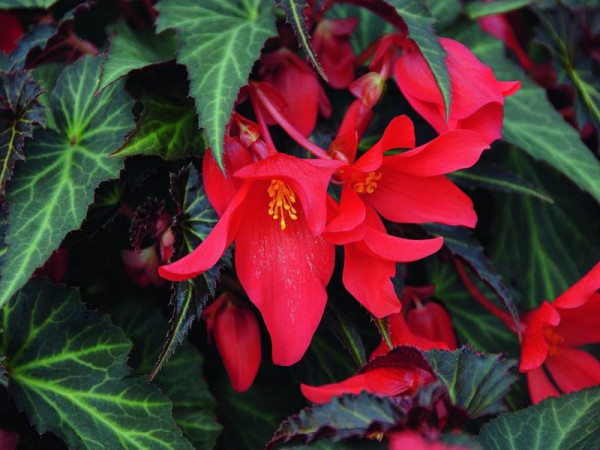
203;294;262;392
312;17;358;89
406;302;457;350
0;12;23;54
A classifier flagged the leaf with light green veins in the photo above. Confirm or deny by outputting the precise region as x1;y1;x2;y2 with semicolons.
427;347;518;418
115;94;207;159
99;21;177;92
0;69;45;197
0;55;135;309
388;0;452;118
112;300;222;449
0;279;192;449
451;23;600;205
0;0;58;7
480;387;600;449
155;0;277;168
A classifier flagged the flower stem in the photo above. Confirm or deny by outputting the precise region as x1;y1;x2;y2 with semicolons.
248;88;278;156
374;317;393;350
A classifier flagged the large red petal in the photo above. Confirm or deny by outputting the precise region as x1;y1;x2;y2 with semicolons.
361;226;443;262
527;368;560;405
367;171;477;227
519;301;560;372
300;373;371;404
552;261;600;309
235;153;342;235
555;294;600;346
324;186;366;237
235;184;334;366
158;182;251;281
385;130;489;177
203;137;253;216
545;348;600;396
343;242;401;318
388;312;450;351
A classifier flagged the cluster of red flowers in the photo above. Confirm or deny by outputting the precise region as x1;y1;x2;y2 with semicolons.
157;12;519;391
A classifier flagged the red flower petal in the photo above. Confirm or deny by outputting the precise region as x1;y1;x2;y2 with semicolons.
406;303;457;350
324;187;366;238
158;182;251;281
519;301;560;372
385;130;489;177
0;12;23;54
545;348;600;396
555;293;600;346
235;183;335;366
526;367;560;404
389;431;467;450
367;171;477;227
337;98;373;141
552;261;600;309
313;18;357;88
235;153;342;235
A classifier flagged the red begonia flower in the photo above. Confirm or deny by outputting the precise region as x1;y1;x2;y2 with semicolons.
0;12;23;54
301;348;434;404
203;293;261;392
334;115;489;228
394;38;520;143
260;48;331;137
388;431;467;450
160;143;342;365
478;14;533;71
520;261;600;403
313;17;358;88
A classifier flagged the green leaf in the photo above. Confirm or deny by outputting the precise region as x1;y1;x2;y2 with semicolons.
112;300;221;449
388;0;452;119
7;22;56;71
329;4;394;54
426;347;517;418
268;393;409;449
451;23;600;205
490;150;600;310
465;0;536;19
99;21;177;92
0;279;192;449
480;387;600;449
0;0;58;8
428;0;461;29
427;259;519;354
155;0;277;168
424;224;521;333
149;165;230;379
0;69;45;197
0;55;134;309
279;0;328;81
450;163;554;202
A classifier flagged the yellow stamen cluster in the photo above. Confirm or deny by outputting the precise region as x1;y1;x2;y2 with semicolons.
353;171;382;194
544;327;565;356
268;180;298;230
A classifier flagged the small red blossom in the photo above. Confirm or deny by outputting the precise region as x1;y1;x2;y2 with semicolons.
519;262;600;404
394;38;520;143
0;12;23;54
478;14;533;71
203;293;261;392
312;17;358;88
260;48;331;137
388;431;467;450
159;138;342;365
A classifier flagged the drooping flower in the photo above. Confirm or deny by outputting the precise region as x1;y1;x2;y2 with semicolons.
0;12;23;54
159;137;342;365
478;14;533;71
519;261;600;404
393;37;521;143
260;47;331;137
301;348;434;404
312;17;358;89
203;293;262;392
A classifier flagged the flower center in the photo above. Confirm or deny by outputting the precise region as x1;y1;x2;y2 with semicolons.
544;327;565;357
267;180;298;230
352;171;382;194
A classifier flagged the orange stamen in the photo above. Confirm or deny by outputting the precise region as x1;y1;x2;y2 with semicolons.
544;327;565;356
268;180;298;230
353;171;382;194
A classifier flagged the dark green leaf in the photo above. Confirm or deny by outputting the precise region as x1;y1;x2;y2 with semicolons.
480;387;600;449
465;0;536;19
427;347;518;418
116;94;206;159
0;55;135;309
0;0;58;7
424;224;521;334
279;0;328;81
451;23;600;204
490;150;600;309
149;165;230;379
0;279;192;449
112;300;222;449
450;163;553;202
428;0;461;29
155;0;277;168
268;393;409;449
99;21;177;91
0;69;45;197
388;0;451;118
7;22;56;71
427;259;519;354
31;63;63;131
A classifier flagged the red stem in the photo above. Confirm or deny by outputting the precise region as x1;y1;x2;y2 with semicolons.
248;88;278;156
454;258;522;335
